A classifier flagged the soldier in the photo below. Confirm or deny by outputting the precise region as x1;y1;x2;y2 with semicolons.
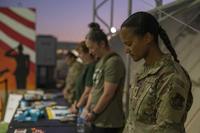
84;22;126;133
120;12;193;133
69;41;96;113
5;44;30;89
63;51;83;105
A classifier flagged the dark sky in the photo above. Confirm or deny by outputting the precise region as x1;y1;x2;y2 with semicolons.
0;0;175;42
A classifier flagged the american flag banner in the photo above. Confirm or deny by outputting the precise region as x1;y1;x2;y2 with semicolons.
0;7;36;92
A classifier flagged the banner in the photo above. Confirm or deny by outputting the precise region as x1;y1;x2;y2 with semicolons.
0;7;36;95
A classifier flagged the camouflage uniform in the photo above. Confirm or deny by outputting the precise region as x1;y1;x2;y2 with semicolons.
123;54;192;133
64;60;83;104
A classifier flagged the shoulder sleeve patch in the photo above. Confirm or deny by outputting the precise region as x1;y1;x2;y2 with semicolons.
170;93;185;110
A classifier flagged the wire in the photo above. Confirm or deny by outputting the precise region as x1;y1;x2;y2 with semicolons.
140;0;200;33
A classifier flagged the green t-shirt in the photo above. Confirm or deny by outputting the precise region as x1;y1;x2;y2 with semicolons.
75;62;96;100
90;52;126;128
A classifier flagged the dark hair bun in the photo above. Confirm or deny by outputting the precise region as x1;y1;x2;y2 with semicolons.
88;22;101;31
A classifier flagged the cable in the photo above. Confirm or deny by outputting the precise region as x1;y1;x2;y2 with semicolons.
140;0;200;33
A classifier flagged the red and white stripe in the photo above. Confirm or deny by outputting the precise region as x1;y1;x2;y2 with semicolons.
0;7;36;64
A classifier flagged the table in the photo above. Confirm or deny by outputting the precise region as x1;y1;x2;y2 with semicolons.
7;91;80;133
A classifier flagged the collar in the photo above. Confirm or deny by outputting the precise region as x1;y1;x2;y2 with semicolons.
137;54;172;81
100;52;118;64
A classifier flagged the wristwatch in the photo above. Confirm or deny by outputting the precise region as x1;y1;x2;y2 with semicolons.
75;105;79;111
91;110;99;118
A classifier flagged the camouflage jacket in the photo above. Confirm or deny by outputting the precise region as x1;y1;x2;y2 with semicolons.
123;55;193;133
64;61;83;103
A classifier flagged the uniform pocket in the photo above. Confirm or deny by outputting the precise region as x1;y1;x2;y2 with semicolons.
135;77;159;124
136;86;157;124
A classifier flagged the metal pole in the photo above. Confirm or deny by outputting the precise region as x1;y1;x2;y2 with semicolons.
125;0;132;118
128;0;132;16
155;0;163;7
110;0;114;34
127;0;132;82
155;0;163;19
92;0;112;34
93;0;96;22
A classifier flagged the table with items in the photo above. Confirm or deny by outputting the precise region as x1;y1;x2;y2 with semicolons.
7;90;89;133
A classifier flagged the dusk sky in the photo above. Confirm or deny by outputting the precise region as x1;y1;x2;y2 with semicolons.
0;0;175;42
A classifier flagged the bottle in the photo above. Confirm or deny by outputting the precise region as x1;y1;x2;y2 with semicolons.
76;108;85;133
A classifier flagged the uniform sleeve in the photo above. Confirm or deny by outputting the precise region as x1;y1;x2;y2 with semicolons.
153;74;189;133
85;64;95;87
65;63;83;90
104;57;125;84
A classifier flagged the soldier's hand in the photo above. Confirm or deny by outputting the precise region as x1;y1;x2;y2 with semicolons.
69;102;78;114
85;112;95;122
63;89;69;99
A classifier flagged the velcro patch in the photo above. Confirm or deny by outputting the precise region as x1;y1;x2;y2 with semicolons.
170;93;185;110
